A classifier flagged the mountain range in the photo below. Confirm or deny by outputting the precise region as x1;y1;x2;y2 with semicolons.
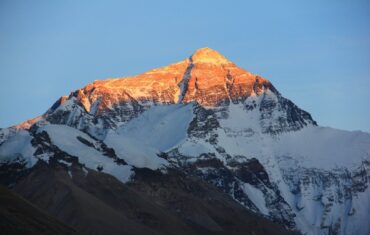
1;48;369;235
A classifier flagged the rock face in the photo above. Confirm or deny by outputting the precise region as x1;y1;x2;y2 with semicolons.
1;48;369;235
72;47;276;109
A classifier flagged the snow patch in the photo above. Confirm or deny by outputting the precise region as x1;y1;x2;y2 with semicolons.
105;104;194;169
242;183;269;215
40;124;133;183
58;159;72;167
0;130;36;167
117;104;194;152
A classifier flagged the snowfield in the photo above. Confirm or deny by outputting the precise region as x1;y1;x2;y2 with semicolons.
274;126;370;170
105;104;194;169
40;124;133;183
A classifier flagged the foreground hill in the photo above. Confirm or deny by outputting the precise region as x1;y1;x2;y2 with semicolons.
0;185;77;235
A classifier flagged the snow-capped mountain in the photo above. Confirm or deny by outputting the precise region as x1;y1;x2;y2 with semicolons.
1;48;369;235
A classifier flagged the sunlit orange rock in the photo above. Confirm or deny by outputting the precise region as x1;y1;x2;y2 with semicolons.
14;96;69;129
69;48;276;113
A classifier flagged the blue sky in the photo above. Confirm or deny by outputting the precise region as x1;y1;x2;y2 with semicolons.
1;0;369;132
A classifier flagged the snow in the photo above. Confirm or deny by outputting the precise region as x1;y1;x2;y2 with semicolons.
54;97;80;112
274;126;370;170
215;103;268;159
191;47;232;65
174;102;370;235
0;128;11;145
58;159;72;167
272;127;370;235
178;139;215;157
274;150;370;235
67;170;72;178
82;167;88;176
177;102;370;171
177;64;192;103
40;124;133;183
0;130;36;167
105;104;194;169
1;84;369;235
286;174;370;235
345;185;370;235
121;104;194;151
104;134;166;170
178;103;265;161
242;183;269;215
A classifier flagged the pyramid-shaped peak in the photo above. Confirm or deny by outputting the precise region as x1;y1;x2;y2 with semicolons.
190;47;232;65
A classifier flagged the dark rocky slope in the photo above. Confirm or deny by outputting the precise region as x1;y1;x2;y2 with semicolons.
0;185;77;235
10;161;300;235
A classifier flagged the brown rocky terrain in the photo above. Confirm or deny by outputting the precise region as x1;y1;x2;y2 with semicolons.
9;161;300;235
47;48;276;115
0;185;77;235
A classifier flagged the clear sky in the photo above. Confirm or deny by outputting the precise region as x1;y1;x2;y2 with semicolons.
1;0;369;132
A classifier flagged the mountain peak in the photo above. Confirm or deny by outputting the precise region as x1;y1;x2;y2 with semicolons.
62;47;274;109
190;47;232;65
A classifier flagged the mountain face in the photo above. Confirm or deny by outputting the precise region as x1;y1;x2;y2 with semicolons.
1;48;369;235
